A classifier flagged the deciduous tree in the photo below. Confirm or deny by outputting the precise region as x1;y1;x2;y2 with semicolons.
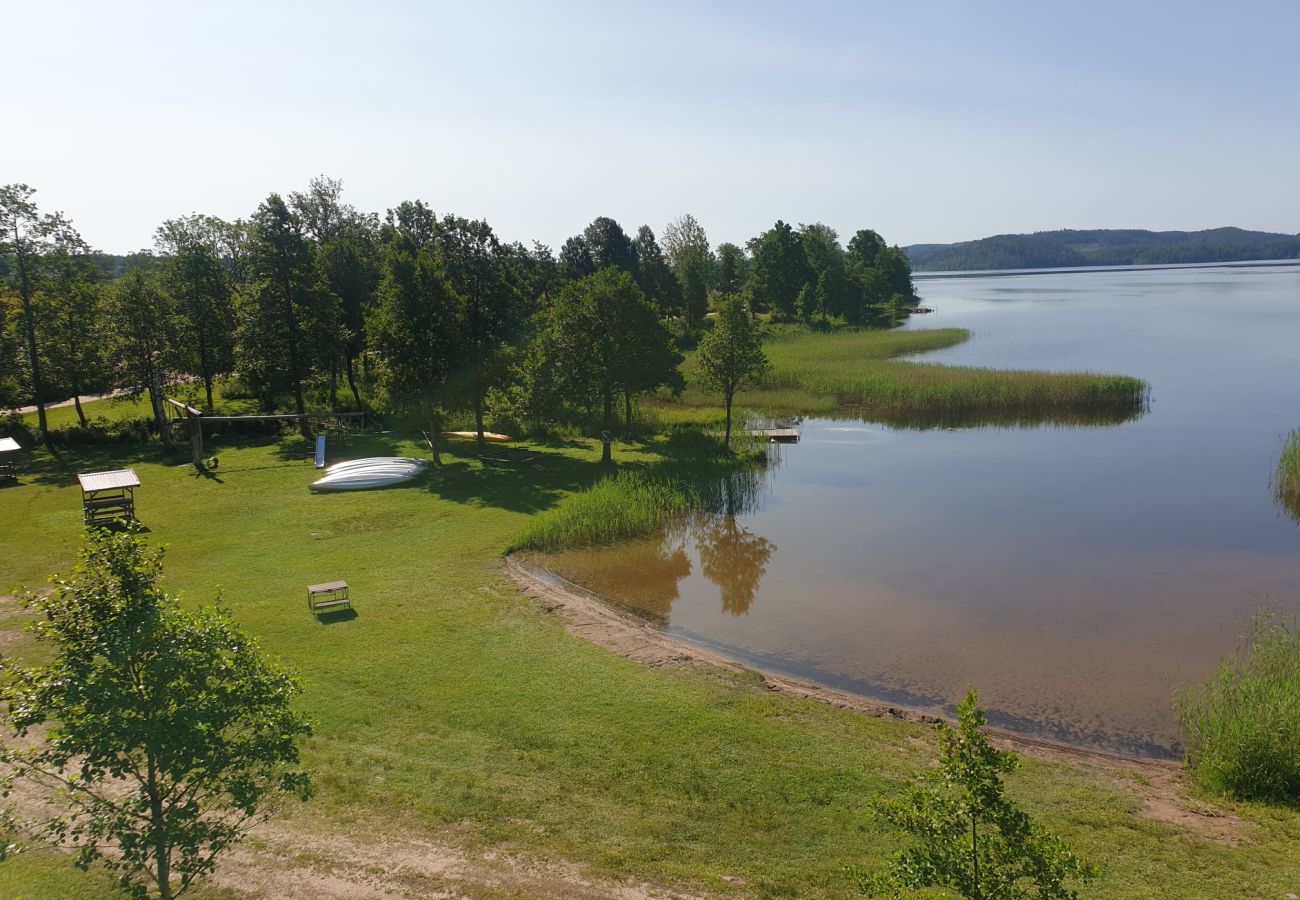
695;294;768;446
0;528;311;900
861;691;1094;899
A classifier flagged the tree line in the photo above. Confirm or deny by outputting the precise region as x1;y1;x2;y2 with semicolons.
1;179;918;453
907;226;1300;272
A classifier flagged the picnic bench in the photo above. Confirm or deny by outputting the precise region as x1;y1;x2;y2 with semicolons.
77;468;140;526
307;580;351;616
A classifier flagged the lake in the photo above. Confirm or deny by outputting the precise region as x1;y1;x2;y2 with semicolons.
540;262;1300;757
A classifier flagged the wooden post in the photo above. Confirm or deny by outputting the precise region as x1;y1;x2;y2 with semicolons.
166;399;205;468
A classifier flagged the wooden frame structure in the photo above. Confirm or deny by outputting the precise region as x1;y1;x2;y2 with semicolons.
307;580;351;616
0;437;21;481
77;468;140;526
166;398;364;468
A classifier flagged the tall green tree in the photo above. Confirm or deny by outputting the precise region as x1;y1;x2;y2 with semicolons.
107;269;180;446
632;225;683;317
238;194;337;426
0;528;311;900
748;220;811;318
716;242;747;295
436;215;522;445
676;247;713;326
695;294;769;446
863;691;1094;899
581;217;637;273
41;230;108;427
368;231;463;464
538;268;678;463
0;184;80;442
156;217;237;411
316;233;379;409
661;213;711;270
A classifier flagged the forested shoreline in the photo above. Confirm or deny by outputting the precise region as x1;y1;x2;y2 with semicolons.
0;179;920;450
907;226;1300;271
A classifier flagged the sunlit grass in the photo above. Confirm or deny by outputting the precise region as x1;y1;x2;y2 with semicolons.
1177;613;1300;803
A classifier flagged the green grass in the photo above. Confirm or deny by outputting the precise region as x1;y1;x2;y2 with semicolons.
2;369;1298;897
511;469;694;552
1274;429;1300;521
1177;613;1300;803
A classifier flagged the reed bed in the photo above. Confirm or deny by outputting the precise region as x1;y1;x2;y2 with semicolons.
511;470;695;552
1273;429;1300;521
752;327;1148;422
1177;613;1300;803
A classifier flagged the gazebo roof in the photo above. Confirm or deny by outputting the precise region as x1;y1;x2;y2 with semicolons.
77;468;141;492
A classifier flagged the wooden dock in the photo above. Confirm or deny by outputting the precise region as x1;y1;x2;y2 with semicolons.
749;428;800;443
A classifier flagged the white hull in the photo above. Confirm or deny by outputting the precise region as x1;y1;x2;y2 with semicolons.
310;457;428;492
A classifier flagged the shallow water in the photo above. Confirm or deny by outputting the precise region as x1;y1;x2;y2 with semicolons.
544;262;1300;757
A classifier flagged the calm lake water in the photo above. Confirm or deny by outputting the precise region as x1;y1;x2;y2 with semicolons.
542;262;1300;757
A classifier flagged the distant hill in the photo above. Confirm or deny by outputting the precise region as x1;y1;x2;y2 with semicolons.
906;227;1300;272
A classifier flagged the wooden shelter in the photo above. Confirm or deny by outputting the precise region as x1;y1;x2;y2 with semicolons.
77;468;140;526
0;437;21;481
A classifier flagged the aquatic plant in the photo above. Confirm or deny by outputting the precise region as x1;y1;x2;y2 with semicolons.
1176;612;1300;803
751;327;1148;425
1273;429;1300;521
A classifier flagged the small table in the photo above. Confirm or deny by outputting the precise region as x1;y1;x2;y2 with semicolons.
307;580;351;616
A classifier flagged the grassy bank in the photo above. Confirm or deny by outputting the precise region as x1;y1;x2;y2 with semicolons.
668;326;1148;428
1;409;1299;897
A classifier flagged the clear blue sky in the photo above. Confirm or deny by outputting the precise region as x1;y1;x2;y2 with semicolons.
5;0;1298;253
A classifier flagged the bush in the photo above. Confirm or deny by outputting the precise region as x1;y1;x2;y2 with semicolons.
1177;612;1300;803
1273;429;1300;521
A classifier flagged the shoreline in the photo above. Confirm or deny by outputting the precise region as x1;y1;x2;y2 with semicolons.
504;555;1245;843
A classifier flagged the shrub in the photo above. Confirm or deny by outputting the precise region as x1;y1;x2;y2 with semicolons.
1177;612;1300;803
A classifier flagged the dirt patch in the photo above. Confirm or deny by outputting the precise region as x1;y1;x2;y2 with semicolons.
212;820;703;900
506;557;1246;845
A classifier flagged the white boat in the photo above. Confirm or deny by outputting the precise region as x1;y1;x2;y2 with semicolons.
310;457;429;492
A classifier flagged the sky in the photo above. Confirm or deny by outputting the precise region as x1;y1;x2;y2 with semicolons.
5;0;1299;254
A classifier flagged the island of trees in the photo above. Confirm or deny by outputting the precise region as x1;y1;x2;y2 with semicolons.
907;226;1300;272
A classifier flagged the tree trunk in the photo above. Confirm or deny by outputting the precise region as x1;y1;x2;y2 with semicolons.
601;392;614;464
73;394;87;429
329;367;339;412
474;388;486;448
14;244;48;443
970;812;980;900
203;374;215;413
427;410;442;466
345;355;362;410
624;391;633;435
147;757;173;900
723;391;734;448
149;368;173;449
292;378;309;437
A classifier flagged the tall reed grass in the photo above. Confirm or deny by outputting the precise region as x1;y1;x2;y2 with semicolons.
511;470;696;552
1273;429;1300;521
749;328;1148;423
1176;613;1300;803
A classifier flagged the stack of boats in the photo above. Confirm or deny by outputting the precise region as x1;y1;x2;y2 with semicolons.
309;457;429;492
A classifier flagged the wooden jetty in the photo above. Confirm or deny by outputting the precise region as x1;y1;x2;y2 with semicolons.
749;428;800;443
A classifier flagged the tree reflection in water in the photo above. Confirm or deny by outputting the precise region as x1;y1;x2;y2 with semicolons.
694;515;774;616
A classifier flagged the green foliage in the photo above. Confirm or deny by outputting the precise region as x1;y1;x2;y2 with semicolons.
863;692;1094;899
1273;429;1300;522
511;470;695;552
749;219;811;318
532;268;680;462
1177;612;1300;803
237;194;339;419
695;295;769;445
0;527;311;900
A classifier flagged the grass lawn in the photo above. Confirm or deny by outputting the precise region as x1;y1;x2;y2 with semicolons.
1;332;1296;898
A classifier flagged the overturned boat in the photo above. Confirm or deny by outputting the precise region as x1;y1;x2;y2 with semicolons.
309;457;429;492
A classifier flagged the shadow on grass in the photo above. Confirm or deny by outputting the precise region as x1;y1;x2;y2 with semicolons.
314;607;358;625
